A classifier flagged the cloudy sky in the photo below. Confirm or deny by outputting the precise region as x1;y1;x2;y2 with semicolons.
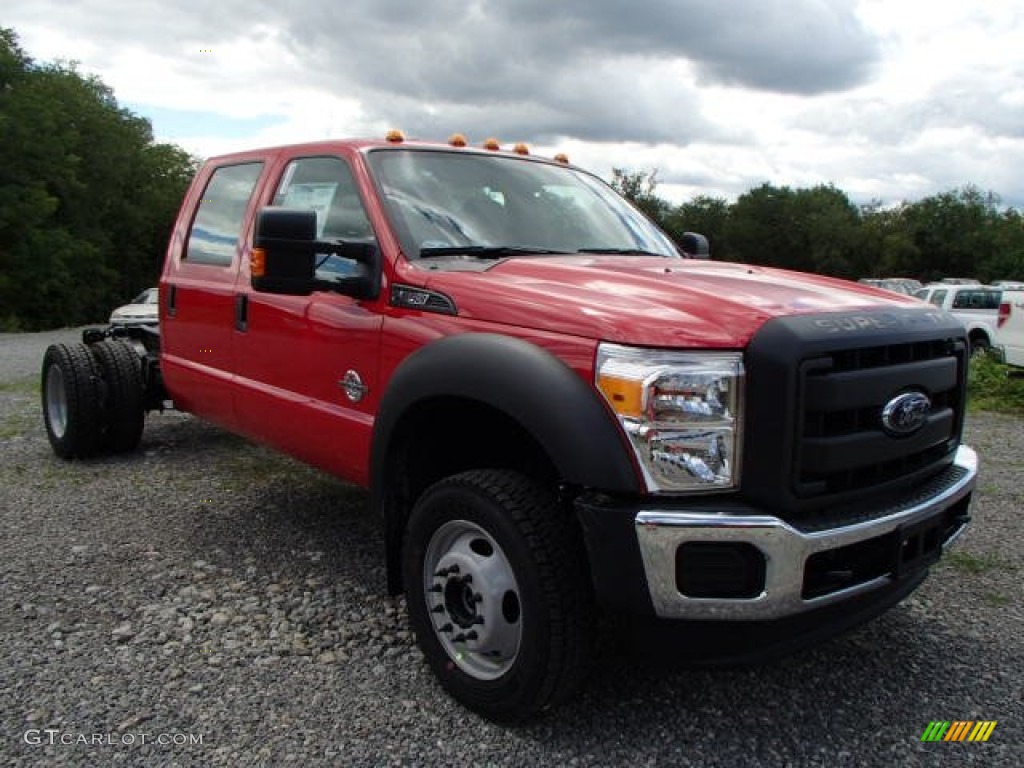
6;0;1024;206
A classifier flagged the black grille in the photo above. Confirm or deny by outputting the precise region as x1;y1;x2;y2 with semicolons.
797;340;964;498
742;309;969;519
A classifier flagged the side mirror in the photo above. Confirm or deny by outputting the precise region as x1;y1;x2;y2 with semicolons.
252;207;380;299
680;232;711;260
252;208;317;295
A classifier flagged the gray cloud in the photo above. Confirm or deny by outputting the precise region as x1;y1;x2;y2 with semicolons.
269;0;880;144
794;69;1024;147
8;0;880;146
13;0;1021;207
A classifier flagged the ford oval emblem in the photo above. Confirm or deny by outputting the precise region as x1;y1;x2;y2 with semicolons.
881;391;932;436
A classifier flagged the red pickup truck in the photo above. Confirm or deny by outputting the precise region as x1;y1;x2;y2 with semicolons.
41;134;978;720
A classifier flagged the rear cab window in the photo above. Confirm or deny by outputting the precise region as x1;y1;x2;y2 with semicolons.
952;289;1002;310
186;162;265;266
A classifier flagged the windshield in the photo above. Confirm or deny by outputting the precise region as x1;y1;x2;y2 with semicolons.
366;149;679;259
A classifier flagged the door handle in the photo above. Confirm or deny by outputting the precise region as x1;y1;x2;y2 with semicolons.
235;294;248;332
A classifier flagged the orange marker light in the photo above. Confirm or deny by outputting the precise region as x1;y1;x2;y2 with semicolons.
513;143;530;155
449;133;468;147
483;138;501;151
251;247;266;277
386;129;405;143
554;153;570;164
597;375;644;419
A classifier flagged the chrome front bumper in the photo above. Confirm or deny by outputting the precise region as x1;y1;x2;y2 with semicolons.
634;445;978;620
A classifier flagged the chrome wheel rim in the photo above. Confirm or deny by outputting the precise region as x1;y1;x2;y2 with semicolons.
45;364;68;439
423;520;522;680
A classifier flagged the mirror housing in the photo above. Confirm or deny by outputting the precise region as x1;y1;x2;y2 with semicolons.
252;208;317;295
251;207;380;299
680;232;711;259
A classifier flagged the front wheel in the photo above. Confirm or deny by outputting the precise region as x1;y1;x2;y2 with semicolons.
402;470;594;721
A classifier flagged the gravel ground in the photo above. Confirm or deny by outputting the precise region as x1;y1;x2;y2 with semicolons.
1;328;1022;767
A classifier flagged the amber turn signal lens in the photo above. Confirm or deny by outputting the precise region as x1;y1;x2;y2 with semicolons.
597;375;644;419
250;247;266;277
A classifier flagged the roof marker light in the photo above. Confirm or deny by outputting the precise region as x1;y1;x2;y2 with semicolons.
553;153;570;164
482;138;501;151
513;143;530;155
448;133;468;147
386;130;405;143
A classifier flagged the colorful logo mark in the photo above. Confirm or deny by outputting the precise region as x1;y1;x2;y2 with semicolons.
920;721;997;742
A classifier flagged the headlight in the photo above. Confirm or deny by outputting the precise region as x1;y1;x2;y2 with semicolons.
596;343;744;493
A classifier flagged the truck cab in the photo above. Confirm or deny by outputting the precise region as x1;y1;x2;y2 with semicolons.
42;134;978;721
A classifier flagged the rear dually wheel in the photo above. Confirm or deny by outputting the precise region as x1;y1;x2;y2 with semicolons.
41;343;105;459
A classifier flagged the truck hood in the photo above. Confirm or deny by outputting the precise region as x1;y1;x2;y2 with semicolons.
422;256;922;348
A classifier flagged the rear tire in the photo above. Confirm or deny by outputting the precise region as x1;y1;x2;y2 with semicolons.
402;469;594;721
90;339;145;453
41;343;105;459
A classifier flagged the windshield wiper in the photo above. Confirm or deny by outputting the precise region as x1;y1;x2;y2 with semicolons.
418;245;571;259
576;247;669;257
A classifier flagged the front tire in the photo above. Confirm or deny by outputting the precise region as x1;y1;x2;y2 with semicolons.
402;470;594;721
41;343;105;459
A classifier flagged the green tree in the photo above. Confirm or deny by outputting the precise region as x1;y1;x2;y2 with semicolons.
0;27;197;330
983;208;1024;281
663;195;731;259
725;184;803;269
609;168;668;223
896;186;1003;283
726;184;864;276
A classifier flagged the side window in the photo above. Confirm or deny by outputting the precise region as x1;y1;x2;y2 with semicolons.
186;163;264;266
929;290;947;307
984;291;1002;309
272;156;374;283
952;290;970;309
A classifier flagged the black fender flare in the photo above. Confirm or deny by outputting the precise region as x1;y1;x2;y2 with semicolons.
371;333;641;591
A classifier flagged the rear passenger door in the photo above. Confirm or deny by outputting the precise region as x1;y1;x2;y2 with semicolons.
161;161;265;429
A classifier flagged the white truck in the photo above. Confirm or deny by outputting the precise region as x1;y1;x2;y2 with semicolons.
996;290;1024;367
914;284;1002;355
